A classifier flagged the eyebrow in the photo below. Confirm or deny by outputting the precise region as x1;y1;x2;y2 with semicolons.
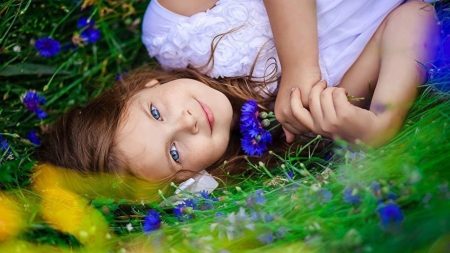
139;101;177;173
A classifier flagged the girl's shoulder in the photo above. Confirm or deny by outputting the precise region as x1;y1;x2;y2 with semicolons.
157;0;218;17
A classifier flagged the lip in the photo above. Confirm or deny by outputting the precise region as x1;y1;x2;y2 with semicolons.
196;99;214;133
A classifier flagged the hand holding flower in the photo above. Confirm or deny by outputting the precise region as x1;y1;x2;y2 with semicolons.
289;81;383;145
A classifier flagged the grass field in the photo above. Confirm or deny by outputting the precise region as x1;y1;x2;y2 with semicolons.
1;0;450;252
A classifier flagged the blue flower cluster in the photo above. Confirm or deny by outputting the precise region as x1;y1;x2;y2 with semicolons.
78;17;101;44
21;90;47;119
239;100;272;156
35;37;61;57
343;187;361;205
143;209;161;233
174;199;197;221
376;202;404;231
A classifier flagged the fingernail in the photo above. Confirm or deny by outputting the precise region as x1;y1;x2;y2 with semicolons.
290;87;296;93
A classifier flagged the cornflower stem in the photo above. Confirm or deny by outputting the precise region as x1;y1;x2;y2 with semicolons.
298;135;322;155
158;189;176;209
284;162;319;183
258;161;274;178
50;2;81;37
268;123;281;132
347;95;365;102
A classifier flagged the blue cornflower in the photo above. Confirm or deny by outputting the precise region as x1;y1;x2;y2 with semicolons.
370;181;382;199
35;37;61;57
81;26;101;44
246;189;266;209
26;130;41;146
142;209;161;233
318;189;333;205
197;190;218;210
200;190;211;199
285;171;294;179
174;199;197;221
343;187;361;204
240;100;259;125
21;90;47;119
77;17;95;28
257;232;274;245
376;202;404;230
241;134;269;156
240;100;273;156
0;135;10;152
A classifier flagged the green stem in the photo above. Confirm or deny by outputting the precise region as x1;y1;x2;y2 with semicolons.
49;2;80;37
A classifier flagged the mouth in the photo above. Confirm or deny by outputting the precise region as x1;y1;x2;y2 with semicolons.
196;99;214;133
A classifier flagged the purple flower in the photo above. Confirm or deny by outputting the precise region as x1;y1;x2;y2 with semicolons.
81;27;101;44
35;37;61;57
0;135;10;152
77;17;95;28
343;188;361;204
143;209;161;233
26;130;41;146
376;202;404;230
21;90;47;119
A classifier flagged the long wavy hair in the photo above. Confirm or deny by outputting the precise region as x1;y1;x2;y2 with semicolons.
36;29;324;198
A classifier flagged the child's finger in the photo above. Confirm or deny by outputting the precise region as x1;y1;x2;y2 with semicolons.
289;87;314;131
320;87;338;123
308;80;326;122
283;127;296;143
333;88;352;117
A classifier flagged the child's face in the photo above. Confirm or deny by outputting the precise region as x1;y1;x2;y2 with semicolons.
115;78;233;181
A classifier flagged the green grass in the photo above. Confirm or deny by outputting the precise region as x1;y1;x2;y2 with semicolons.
1;0;450;252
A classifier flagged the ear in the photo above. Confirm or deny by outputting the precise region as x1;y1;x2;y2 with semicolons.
145;79;160;88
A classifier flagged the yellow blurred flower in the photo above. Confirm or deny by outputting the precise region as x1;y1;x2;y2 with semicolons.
40;186;111;248
0;193;24;241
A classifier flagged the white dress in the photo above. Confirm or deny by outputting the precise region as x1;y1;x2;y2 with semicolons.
142;0;403;94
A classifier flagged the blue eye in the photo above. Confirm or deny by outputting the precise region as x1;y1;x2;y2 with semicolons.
150;105;162;121
170;144;180;163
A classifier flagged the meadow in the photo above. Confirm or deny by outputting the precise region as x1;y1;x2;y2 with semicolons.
1;0;450;252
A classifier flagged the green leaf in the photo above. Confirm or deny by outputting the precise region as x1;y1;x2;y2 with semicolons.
0;63;70;76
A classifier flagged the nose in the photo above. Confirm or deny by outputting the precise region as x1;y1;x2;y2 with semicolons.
174;109;198;134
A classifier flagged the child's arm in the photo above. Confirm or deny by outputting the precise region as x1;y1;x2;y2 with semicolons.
158;0;217;16
263;0;322;142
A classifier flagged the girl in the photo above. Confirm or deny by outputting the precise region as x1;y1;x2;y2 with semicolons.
38;1;438;194
142;0;439;146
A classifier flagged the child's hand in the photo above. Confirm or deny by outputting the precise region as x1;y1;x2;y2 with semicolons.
289;81;380;144
274;79;315;143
